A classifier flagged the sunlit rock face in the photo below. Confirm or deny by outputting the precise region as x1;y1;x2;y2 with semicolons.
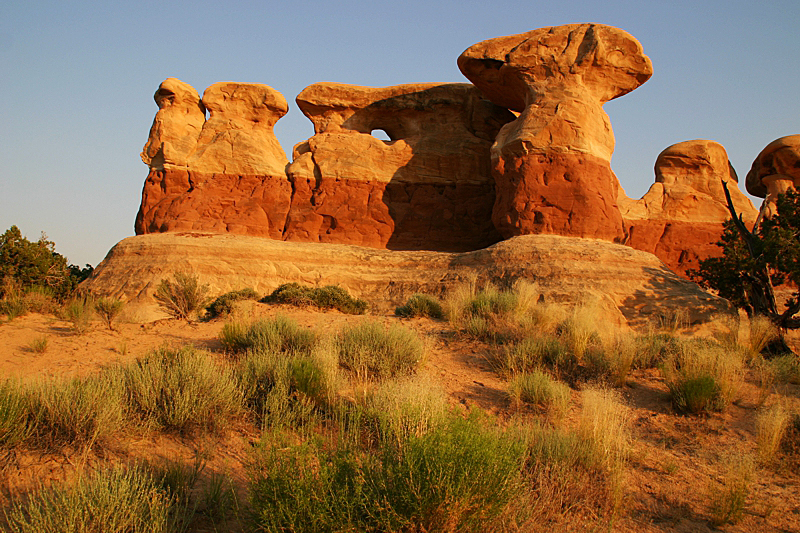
746;135;800;227
136;80;292;239
619;140;757;276
458;23;653;242
283;82;515;251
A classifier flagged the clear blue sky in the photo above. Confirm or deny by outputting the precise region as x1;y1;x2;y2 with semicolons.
1;0;798;267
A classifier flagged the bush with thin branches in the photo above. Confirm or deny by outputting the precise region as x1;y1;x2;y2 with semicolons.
154;272;211;320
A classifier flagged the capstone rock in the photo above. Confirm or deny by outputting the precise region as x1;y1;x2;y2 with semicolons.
745;135;800;225
458;24;653;242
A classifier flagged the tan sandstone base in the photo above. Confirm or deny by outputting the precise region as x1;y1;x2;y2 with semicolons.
84;233;729;325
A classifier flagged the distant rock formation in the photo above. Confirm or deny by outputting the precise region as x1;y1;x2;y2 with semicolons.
746;135;800;226
130;25;759;282
284;82;514;251
136;80;292;239
620;140;757;276
458;23;653;242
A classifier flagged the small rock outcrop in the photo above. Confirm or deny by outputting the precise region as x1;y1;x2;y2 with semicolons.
458;23;653;242
620;140;757;275
746;135;800;225
136;80;292;239
283;82;514;251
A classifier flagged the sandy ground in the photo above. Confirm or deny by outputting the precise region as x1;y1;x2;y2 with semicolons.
1;304;799;532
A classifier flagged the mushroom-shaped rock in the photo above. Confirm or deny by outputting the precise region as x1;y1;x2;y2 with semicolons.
135;81;292;240
458;24;653;242
620;140;757;277
283;82;515;250
745;135;800;225
140;78;206;169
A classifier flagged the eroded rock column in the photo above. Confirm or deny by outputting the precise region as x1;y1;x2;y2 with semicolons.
136;79;292;239
619;140;757;276
458;24;653;242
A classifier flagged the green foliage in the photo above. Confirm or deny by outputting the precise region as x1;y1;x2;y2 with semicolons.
335;321;424;381
0;381;33;447
263;283;368;314
219;315;316;356
94;297;124;331
395;293;444;319
0;225;91;300
248;411;527;533
693;189;800;333
115;346;242;433
154;271;211;320
4;465;190;533
206;288;260;319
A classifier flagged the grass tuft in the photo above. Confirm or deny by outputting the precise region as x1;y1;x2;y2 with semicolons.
335;321;424;381
94;297;125;331
756;402;791;464
219;315;315;356
206;288;260;319
508;370;571;417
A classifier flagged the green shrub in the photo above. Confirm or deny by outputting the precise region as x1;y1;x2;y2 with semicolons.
336;321;424;381
3;465;191;533
219;315;316;356
116;346;241;433
632;332;682;368
586;335;636;386
206;288;260;319
661;340;744;413
248;411;527;533
154;271;211;320
769;354;800;384
94;297;125;331
395;293;444;319
263;283;367;314
509;370;571;416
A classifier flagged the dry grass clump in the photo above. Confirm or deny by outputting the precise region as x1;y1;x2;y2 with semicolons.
263;283;367;315
27;335;48;354
61;295;95;334
394;293;444;319
661;339;744;413
768;354;800;385
154;271;211;321
335;321;424;381
578;386;630;470
219;314;316;356
115;346;242;433
0;381;33;447
747;315;779;358
709;453;755;527
3;465;192;533
508;370;571;417
756;402;792;464
94;297;124;331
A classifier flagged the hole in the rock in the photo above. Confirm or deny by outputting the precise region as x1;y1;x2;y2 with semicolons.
371;129;392;142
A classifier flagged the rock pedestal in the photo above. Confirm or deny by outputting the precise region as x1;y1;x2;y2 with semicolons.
458;24;653;242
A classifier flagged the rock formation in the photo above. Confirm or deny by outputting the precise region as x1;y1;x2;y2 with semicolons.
83;233;731;326
136;80;292;239
458;24;653;242
620;140;757;276
746;135;800;226
283;82;514;251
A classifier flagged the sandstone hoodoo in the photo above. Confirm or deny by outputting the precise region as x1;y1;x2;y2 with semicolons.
620;140;758;276
284;82;514;251
458;23;653;242
136;80;292;239
746;134;800;226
